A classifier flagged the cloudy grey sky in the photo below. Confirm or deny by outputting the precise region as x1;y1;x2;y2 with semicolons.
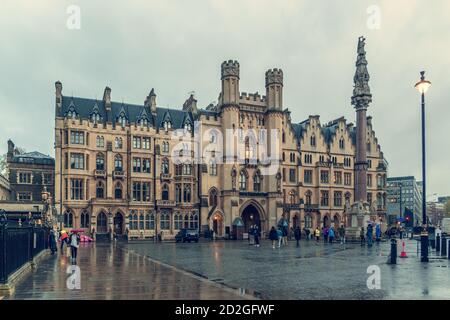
0;0;448;196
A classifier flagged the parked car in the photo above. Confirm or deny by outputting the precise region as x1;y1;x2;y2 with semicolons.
175;229;199;243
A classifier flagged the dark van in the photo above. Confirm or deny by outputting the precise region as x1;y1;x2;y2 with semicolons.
175;229;199;243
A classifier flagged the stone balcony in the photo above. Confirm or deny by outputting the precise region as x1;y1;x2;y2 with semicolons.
156;199;176;207
94;169;106;178
113;170;125;179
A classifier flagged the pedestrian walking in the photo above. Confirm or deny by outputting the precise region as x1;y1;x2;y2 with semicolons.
360;226;365;245
269;226;278;249
338;224;346;244
59;230;69;253
328;226;335;243
305;228;310;241
323;226;329;243
248;225;254;245
282;226;288;246
277;228;283;248
49;228;57;255
253;225;260;247
314;227;320;242
375;224;381;242
69;232;81;264
367;224;373;247
294;226;301;247
289;227;294;241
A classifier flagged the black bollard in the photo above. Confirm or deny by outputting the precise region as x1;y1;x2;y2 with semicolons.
448;239;450;260
390;238;397;264
441;235;447;257
436;234;441;252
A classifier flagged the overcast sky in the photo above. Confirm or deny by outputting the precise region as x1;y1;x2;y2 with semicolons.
0;0;448;197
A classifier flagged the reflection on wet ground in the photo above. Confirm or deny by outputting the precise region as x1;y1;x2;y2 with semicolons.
8;242;251;300
126;239;450;300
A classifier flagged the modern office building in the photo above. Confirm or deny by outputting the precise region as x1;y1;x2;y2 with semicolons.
387;176;423;226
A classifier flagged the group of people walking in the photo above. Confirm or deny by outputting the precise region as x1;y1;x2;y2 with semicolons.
48;228;81;264
311;225;346;244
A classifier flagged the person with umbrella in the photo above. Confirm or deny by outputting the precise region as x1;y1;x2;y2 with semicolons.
59;230;69;253
69;230;81;264
49;228;57;255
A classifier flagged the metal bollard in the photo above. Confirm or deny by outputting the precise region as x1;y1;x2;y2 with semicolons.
436;234;441;252
441;235;447;257
448;239;450;260
390;238;397;264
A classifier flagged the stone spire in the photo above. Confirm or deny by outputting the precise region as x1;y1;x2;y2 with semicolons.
352;36;371;203
351;36;372;110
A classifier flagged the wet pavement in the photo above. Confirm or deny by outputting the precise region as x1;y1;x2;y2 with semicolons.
126;239;450;300
7;242;251;300
7;239;450;300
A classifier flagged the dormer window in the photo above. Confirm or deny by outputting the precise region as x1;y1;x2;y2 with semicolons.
117;115;127;127
91;113;100;124
163;120;172;131
139;118;148;126
184;122;192;132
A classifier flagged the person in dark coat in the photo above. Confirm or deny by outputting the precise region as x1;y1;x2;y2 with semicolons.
294;226;301;247
49;229;57;254
269;226;278;249
253;225;260;247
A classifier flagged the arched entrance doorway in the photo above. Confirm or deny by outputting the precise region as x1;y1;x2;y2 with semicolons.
212;212;223;237
333;215;340;228
323;215;329;228
293;215;299;229
241;203;261;232
97;212;108;233
114;212;124;235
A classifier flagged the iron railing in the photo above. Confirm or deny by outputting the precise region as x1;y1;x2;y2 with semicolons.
0;220;50;284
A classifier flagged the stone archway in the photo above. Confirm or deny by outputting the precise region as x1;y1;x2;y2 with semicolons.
97;211;108;233
114;211;124;235
211;212;224;237
240;201;265;233
323;215;330;228
333;214;340;228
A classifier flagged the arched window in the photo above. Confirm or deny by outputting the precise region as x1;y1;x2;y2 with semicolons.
289;190;296;204
190;213;199;229
310;135;316;147
118;115;127;127
146;212;155;230
160;212;170;230
139;117;148;127
209;159;217;176
183;185;191;203
162;184;169;201
97;212;108;233
63;210;73;228
139;212;145;230
282;130;285;143
305;215;312;229
115;183;123;199
209;188;218;207
114;154;123;171
129;212;138;230
115;137;123;149
367;141;371;153
377;193;382;209
253;171;261;192
184;214;189;228
239;170;247;191
96;153;105;170
96;181;105;198
96;136;105;148
184;121;192;132
305;190;312;205
162;158;169;174
339;138;345;149
81;211;89;228
182;164;192;175
162;141;169;153
163;120;172;131
175;184;182;203
91;112;100;123
174;214;183;230
345;192;351;203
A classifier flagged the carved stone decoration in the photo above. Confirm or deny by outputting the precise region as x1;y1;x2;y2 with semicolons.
231;166;237;190
231;200;239;207
221;60;240;79
276;170;282;192
351;36;372;109
265;68;283;86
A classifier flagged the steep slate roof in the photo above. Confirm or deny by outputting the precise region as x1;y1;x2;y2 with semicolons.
11;151;54;165
59;95;196;129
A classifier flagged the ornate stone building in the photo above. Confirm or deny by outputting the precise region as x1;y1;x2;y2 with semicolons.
54;40;387;240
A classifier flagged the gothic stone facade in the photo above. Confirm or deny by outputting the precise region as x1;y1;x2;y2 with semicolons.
54;61;387;240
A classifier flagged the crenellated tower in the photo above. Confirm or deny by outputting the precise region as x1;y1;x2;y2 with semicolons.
265;68;283;110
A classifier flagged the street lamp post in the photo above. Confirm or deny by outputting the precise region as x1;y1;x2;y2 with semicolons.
415;71;431;263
